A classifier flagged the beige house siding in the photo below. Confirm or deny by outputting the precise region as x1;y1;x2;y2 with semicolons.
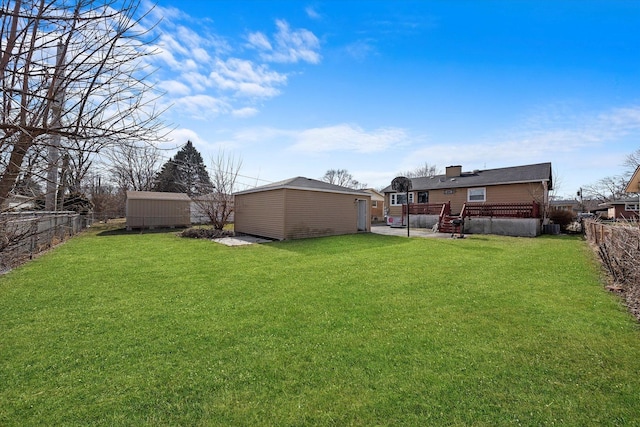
363;189;385;222
386;182;547;216
283;189;368;240
234;189;286;240
234;185;371;240
126;191;190;229
371;200;384;222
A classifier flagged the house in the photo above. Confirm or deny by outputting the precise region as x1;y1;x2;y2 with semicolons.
363;188;385;223
233;177;371;240
382;162;552;236
549;199;580;214
125;191;191;230
599;198;639;220
605;165;640;220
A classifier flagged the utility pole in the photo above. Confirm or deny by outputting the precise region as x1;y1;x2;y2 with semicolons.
45;42;65;211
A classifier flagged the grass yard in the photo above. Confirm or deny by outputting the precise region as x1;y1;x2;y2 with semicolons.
1;226;640;426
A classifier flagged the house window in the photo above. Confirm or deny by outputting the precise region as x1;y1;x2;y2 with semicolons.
467;187;486;202
625;203;639;211
372;200;378;208
417;191;429;203
390;193;414;206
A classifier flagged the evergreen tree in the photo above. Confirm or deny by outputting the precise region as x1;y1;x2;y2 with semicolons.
153;141;213;196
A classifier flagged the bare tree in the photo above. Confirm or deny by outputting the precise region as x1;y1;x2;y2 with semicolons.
193;152;242;230
105;142;162;191
321;169;367;189
582;175;629;203
398;162;439;178
624;148;640;176
0;0;166;208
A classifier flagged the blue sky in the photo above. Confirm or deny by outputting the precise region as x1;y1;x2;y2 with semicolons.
144;0;640;197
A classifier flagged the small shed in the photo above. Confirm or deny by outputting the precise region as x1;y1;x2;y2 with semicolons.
126;191;191;230
234;177;371;240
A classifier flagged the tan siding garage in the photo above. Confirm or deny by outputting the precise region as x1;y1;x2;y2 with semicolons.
126;191;191;230
234;189;285;240
234;177;371;240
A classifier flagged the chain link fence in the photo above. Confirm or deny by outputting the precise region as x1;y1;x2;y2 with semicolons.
0;211;91;273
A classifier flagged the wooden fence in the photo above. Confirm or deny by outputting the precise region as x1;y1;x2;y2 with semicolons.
0;211;89;272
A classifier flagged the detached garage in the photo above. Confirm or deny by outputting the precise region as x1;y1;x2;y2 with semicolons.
234;177;371;240
126;191;191;230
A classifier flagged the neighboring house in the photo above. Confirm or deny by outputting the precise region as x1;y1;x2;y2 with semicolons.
234;177;371;240
126;191;191;230
363;188;385;223
599;198;639;220
1;194;35;211
382;163;552;236
550;199;580;214
615;165;640;220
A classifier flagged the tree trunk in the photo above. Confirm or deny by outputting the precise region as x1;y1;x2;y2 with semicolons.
0;136;32;207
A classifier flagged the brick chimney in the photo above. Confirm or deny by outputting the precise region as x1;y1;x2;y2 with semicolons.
446;165;462;177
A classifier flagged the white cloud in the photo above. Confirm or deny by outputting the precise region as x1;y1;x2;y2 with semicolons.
173;95;231;120
209;58;287;98
166;127;208;148
149;10;319;120
248;19;321;64
160;80;191;96
232;107;259;118
290;124;410;153
246;32;272;51
406;104;640;172
305;6;321;20
181;71;211;92
344;40;378;61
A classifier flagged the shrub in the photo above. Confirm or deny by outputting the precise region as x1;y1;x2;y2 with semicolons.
548;209;575;230
180;227;233;239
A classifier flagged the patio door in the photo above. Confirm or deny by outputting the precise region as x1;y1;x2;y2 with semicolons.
357;199;368;231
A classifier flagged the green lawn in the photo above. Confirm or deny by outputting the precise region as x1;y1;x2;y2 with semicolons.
1;226;640;426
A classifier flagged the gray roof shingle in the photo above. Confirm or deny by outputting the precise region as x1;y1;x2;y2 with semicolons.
234;176;370;196
382;162;552;192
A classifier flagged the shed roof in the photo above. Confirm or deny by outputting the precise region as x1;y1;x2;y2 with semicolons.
126;191;190;201
382;162;552;193
234;176;370;197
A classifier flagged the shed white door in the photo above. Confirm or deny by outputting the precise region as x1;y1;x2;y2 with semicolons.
357;200;367;231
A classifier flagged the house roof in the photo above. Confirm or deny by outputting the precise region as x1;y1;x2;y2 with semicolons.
381;162;552;193
550;199;579;207
625;165;640;193
126;191;190;201
234;176;371;197
600;197;640;207
363;188;385;201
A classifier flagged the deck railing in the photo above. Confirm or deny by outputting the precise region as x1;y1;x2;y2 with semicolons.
461;201;541;218
402;203;447;216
